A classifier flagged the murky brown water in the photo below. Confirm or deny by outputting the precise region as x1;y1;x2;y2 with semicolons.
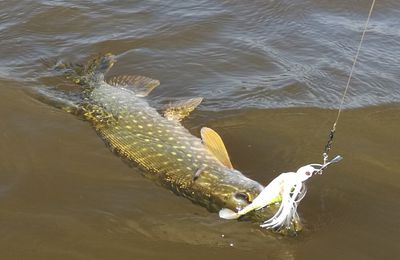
1;0;399;259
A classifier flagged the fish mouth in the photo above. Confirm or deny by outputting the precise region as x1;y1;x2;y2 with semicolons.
225;184;280;222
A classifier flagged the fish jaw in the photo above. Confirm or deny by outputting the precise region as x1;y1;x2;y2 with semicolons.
213;169;286;223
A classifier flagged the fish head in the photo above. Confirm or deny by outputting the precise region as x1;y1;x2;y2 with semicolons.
209;168;280;222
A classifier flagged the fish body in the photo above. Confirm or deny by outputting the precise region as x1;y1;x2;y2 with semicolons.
85;81;263;211
42;54;271;215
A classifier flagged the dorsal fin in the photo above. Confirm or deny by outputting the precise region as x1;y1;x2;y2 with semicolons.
200;127;233;169
107;75;160;97
163;97;203;121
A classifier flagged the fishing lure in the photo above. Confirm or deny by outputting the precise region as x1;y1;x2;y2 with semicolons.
219;156;343;230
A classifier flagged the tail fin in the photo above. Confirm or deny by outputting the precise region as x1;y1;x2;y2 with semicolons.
41;57;85;84
82;53;115;81
41;53;116;85
219;208;240;220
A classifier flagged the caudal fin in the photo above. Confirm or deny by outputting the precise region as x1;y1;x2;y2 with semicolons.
41;53;116;86
219;208;240;220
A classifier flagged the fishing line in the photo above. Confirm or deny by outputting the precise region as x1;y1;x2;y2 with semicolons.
322;0;376;164
232;1;378;231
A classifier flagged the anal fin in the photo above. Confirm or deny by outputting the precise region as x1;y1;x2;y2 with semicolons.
107;75;160;97
163;97;203;122
201;127;233;169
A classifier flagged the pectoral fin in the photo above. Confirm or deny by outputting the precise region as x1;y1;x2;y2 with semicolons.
107;75;160;97
163;97;203;121
200;127;233;169
192;165;206;181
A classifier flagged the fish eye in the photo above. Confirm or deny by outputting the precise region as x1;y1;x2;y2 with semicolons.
234;192;251;203
305;171;311;176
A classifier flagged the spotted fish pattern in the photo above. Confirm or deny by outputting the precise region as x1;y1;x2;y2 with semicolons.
43;54;267;214
85;82;263;211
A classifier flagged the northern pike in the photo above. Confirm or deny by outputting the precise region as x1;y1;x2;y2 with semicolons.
38;53;280;222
